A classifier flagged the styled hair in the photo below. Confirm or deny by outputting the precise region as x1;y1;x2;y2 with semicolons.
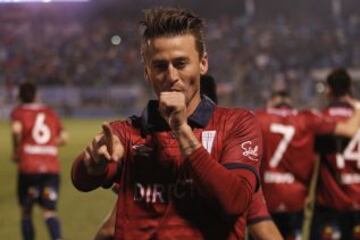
271;90;290;99
140;7;206;61
200;74;217;104
19;81;36;103
326;68;352;97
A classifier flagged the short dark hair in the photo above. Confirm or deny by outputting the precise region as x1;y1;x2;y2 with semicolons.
200;74;217;104
140;7;206;60
19;81;36;103
326;68;352;97
268;90;292;107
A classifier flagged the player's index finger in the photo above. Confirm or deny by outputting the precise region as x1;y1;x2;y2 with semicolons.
102;122;114;155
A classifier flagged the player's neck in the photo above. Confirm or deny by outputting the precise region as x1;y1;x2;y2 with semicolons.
333;95;351;103
186;93;201;118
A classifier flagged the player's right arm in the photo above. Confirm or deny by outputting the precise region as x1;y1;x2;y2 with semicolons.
71;123;124;192
334;98;360;137
11;120;22;163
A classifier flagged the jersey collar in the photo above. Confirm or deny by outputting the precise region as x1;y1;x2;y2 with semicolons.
138;95;215;133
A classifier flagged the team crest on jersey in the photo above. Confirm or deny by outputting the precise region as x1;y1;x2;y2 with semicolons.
241;141;259;161
202;131;216;154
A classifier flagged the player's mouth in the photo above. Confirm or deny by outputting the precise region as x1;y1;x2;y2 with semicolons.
169;88;182;92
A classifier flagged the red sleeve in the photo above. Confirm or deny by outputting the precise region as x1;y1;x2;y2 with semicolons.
71;152;119;192
186;110;262;216
246;189;271;225
10;107;21;122
48;108;63;136
305;110;336;135
53;109;64;133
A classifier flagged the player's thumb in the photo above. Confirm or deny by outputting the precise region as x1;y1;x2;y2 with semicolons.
102;123;123;162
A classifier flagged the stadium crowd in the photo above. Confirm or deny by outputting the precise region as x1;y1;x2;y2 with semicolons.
1;9;360;109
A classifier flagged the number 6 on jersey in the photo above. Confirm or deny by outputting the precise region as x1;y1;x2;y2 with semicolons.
32;113;51;144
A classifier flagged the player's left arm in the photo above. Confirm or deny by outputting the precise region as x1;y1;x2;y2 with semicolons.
248;220;284;240
11;120;22;163
57;129;69;146
53;111;68;146
159;92;261;216
246;189;283;240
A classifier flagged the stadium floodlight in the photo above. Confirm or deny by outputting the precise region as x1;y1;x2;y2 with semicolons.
0;0;90;2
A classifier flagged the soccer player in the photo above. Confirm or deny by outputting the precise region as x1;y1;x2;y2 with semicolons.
11;82;68;240
255;90;360;239
93;74;283;240
312;68;360;240
72;7;263;239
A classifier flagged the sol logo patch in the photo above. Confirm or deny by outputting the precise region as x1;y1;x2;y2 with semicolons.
241;141;259;161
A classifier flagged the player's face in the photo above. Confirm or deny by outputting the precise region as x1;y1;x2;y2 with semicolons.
144;34;208;106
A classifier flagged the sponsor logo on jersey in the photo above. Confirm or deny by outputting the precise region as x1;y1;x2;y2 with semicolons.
133;179;194;203
202;131;216;154
241;141;259;161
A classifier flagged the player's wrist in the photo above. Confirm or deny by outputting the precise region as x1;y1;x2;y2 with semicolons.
171;122;191;135
172;123;202;156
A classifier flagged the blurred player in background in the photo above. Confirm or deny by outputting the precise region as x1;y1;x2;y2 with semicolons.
11;82;68;240
255;89;360;240
72;6;264;238
312;68;360;240
93;74;283;240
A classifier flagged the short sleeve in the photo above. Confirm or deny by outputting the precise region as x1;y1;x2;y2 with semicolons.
220;110;263;189
247;189;271;225
305;109;336;135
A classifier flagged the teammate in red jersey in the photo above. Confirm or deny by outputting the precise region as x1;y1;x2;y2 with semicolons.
93;74;283;240
11;82;68;240
255;90;360;240
72;7;263;240
312;69;360;240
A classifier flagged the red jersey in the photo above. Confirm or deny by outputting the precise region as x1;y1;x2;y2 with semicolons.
11;103;63;174
72;97;263;240
316;101;360;210
255;106;336;213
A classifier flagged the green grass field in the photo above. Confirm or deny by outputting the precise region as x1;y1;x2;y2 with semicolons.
0;119;118;240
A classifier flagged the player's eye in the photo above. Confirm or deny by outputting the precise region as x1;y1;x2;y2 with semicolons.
152;62;168;71
173;59;188;70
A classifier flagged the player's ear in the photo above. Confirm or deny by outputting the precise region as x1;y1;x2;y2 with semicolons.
144;67;150;83
199;52;208;75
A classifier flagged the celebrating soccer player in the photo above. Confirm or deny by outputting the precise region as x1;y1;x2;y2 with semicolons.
72;7;263;239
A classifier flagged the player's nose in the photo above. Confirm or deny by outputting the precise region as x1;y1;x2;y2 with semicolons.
165;64;180;87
